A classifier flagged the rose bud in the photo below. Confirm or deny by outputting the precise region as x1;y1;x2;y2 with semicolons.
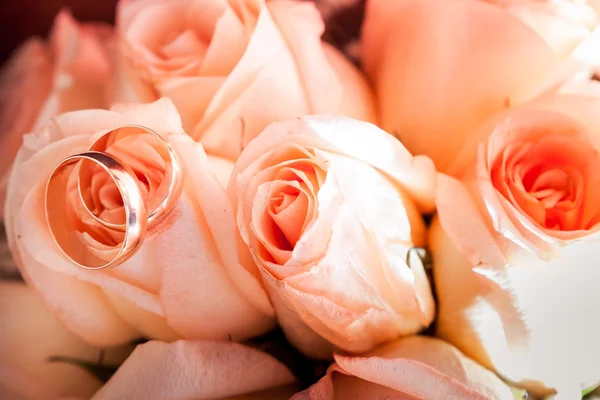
431;84;600;398
0;281;133;399
0;10;114;219
5;98;275;347
292;336;516;400
362;0;600;172
116;0;376;160
229;116;436;358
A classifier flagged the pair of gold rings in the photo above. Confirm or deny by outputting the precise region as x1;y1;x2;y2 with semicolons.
44;126;183;270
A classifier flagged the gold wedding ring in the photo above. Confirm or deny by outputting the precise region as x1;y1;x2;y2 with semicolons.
45;125;184;270
45;152;148;270
80;125;184;231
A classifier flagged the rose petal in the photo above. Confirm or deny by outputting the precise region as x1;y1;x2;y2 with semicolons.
267;0;341;114
363;0;564;171
200;2;248;76
292;336;513;400
193;1;374;160
163;135;275;331
91;340;296;400
110;97;185;134
156;76;224;132
0;39;52;220
0;282;133;399
34;10;113;126
232;117;436;213
435;173;507;271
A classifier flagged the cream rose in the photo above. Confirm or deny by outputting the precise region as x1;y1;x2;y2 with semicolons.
0;281;132;400
292;336;516;400
362;0;600;172
5;98;274;347
431;84;600;398
116;0;376;160
229;116;436;358
0;10;114;219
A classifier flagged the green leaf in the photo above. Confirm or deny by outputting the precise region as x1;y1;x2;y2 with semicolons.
583;382;600;397
47;355;119;383
406;247;433;271
510;386;528;400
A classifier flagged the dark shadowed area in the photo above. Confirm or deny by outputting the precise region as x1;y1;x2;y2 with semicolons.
0;0;366;64
0;0;118;62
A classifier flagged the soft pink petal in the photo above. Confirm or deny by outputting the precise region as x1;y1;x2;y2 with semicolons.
111;49;159;104
0;362;63;400
92;340;295;400
267;0;341;114
194;1;311;155
363;0;564;172
156;76;223;132
321;43;376;124
0;39;52;220
168;135;274;319
110;97;184;134
195;55;310;159
529;82;600;146
193;1;374;160
264;279;335;360
199;1;247;76
34;10;114;126
0;282;133;399
292;336;513;400
435;173;507;270
231;117;436;212
206;153;235;188
157;175;276;340
488;0;599;56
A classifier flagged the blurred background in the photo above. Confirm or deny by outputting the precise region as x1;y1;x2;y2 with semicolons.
0;0;365;64
0;0;118;62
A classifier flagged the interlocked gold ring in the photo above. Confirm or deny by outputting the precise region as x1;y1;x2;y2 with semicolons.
45;151;148;270
79;125;184;231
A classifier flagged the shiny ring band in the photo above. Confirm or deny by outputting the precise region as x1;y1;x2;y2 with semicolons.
79;125;184;231
45;151;148;270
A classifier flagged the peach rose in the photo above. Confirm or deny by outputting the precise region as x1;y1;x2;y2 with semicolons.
362;0;600;172
5;98;274;348
229;116;436;358
91;340;297;399
0;281;132;400
431;84;600;398
116;0;376;160
0;10;114;219
292;336;516;400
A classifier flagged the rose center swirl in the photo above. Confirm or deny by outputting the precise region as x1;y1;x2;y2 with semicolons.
491;136;600;231
251;148;326;265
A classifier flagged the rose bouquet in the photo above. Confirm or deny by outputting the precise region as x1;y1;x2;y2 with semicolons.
1;0;600;399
